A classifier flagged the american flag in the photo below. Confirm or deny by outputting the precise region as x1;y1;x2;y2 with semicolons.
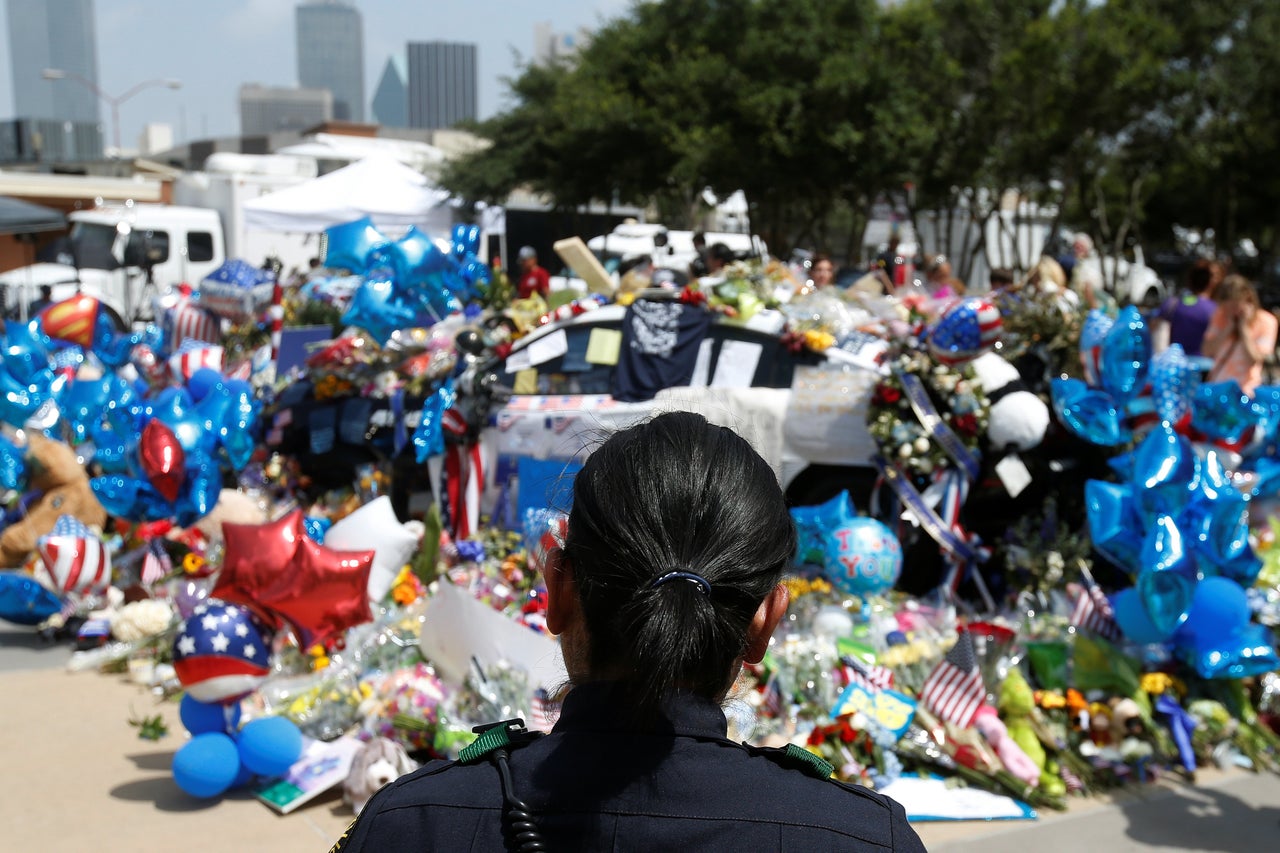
839;655;895;692
1070;566;1121;641
921;630;985;728
37;515;111;596
141;539;173;586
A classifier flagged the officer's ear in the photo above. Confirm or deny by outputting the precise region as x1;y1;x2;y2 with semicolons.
544;548;578;637
743;583;790;665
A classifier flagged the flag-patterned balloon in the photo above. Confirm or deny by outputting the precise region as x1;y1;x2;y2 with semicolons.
41;295;101;348
198;260;276;323
927;298;1002;365
163;294;222;350
168;340;224;382
37;514;111;595
173;600;270;705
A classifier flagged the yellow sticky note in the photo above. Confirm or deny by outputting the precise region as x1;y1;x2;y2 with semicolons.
513;369;538;395
585;328;622;366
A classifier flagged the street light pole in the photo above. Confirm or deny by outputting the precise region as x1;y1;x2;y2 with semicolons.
41;68;182;155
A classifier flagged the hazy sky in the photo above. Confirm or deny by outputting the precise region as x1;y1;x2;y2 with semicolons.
0;0;631;147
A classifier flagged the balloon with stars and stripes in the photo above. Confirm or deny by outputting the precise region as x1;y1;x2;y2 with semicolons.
173;601;270;705
36;515;111;596
168;340;224;383
927;298;1002;365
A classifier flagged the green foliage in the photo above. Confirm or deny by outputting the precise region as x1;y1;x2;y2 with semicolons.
442;0;1280;259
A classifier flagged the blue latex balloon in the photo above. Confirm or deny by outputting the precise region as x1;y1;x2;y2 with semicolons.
1111;587;1174;644
342;275;417;345
1051;378;1128;446
236;716;303;778
824;517;903;596
180;694;241;735
324;216;388;273
1181;623;1280;680
1174;576;1250;648
1099;306;1151;403
172;732;241;798
0;571;62;625
1085;480;1142;572
1136;514;1197;636
187;367;222;403
1191;381;1266;442
0;434;26;491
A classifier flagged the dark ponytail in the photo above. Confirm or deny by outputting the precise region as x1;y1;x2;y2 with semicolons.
563;412;796;720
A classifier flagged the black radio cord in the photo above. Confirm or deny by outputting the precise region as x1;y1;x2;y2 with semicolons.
493;748;549;852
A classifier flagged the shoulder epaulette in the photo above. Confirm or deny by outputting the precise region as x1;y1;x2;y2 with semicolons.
747;742;835;779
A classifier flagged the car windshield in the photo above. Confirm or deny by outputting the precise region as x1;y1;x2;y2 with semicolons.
68;222;120;271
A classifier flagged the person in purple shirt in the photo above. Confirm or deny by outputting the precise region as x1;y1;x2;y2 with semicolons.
1155;259;1221;355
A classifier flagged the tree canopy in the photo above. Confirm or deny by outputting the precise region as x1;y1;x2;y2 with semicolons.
441;0;1280;266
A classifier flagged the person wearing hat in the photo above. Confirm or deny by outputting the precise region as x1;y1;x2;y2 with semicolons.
516;246;551;300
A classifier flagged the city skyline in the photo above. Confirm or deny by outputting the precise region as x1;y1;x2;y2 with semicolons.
296;0;364;123
0;1;626;152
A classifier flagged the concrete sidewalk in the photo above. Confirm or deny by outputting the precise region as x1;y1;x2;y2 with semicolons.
2;655;1278;852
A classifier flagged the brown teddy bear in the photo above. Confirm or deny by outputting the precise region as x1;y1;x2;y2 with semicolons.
0;434;106;568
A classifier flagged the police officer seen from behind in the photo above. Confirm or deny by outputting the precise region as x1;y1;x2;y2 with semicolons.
334;412;925;851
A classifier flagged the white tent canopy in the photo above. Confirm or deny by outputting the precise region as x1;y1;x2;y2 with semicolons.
243;156;452;234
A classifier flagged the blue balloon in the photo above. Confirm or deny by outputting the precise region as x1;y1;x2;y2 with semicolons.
180;694;241;735
0;571;62;625
1181;623;1280;680
412;379;455;463
824;517;903;596
1099;306;1151;403
450;223;480;258
324;216;388;273
172;732;241;798
1136;514;1197;635
1191;381;1266;442
1051;378;1128;446
792;490;857;566
1150;344;1198;424
0;434;26;491
1174;576;1250;649
187;367;222;403
236;716;303;778
303;516;331;544
1079;310;1115;388
1111;587;1174;644
1085;480;1142;572
367;225;435;286
1133;424;1197;521
90;474;141;518
342;274;417;345
3;320;50;383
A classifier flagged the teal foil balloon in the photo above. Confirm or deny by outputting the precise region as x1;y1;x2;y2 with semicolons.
1099;306;1151;403
1136;513;1197;636
1150;343;1199;424
0;434;26;491
1051;378;1128;446
1133;423;1197;521
791;490;856;567
1181;623;1280;680
1085;480;1142;573
341;274;417;345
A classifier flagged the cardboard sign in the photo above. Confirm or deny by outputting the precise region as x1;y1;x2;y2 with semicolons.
831;683;917;738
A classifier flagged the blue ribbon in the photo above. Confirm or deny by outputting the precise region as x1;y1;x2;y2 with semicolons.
896;370;981;481
873;454;980;564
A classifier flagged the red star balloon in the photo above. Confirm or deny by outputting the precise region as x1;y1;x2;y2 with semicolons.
213;510;374;647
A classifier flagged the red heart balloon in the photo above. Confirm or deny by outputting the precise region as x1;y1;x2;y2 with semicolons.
140;420;186;502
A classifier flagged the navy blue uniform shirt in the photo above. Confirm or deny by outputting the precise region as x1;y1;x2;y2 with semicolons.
334;683;926;851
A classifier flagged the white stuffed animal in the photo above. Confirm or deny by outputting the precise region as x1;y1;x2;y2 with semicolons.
971;352;1050;452
343;737;419;815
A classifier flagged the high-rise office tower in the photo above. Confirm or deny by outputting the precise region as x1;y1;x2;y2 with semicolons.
371;56;407;128
239;84;333;136
296;0;364;122
6;0;101;123
407;41;477;131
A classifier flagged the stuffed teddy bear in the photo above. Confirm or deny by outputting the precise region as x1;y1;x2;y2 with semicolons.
0;435;106;568
343;737;418;815
193;489;270;544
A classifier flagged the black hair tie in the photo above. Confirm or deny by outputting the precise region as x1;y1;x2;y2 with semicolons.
650;571;712;596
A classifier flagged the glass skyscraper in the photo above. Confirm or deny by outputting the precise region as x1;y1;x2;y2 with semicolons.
296;0;364;122
407;41;477;131
6;0;101;123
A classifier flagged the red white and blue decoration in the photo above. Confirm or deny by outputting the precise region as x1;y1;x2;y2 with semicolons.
197;260;276;324
168;340;224;383
927;298;1002;365
159;288;222;351
172;600;271;704
36;515;111;596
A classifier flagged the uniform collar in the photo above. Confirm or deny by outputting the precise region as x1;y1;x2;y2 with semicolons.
552;681;729;740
